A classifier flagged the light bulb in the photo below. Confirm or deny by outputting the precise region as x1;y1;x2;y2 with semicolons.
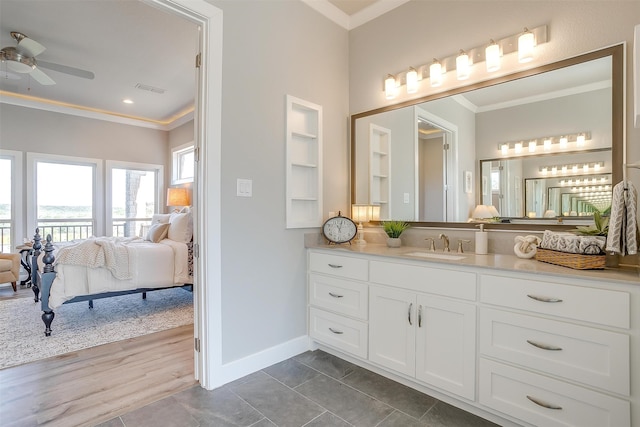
561;165;567;174
541;167;548;175
583;164;589;173
514;142;522;154
552;166;558;175
577;134;585;147
572;165;578;173
544;138;552;151
501;144;509;155
594;163;601;171
528;140;536;153
559;136;568;149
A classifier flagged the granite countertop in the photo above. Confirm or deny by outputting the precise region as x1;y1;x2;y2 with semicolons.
306;242;640;286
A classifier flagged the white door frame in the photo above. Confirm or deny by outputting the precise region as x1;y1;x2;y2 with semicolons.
146;0;223;390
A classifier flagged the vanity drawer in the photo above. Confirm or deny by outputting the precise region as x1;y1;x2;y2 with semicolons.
479;358;630;427
309;252;368;281
480;308;629;395
480;274;629;328
309;273;368;320
370;260;476;301
309;307;368;359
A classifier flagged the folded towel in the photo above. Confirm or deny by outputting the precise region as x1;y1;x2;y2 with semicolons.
540;230;606;255
606;181;639;255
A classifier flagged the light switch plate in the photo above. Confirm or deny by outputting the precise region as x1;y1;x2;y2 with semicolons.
403;193;410;203
237;179;252;197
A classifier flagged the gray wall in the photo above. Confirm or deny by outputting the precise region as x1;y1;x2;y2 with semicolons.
207;0;349;363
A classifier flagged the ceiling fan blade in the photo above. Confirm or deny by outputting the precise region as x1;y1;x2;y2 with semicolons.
18;37;46;57
30;67;55;85
37;60;95;80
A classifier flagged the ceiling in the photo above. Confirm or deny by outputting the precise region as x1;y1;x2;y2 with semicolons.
0;0;398;130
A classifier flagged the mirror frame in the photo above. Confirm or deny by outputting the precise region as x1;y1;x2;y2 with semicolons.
350;44;624;230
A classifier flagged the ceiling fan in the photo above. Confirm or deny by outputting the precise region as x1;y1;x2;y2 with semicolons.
0;31;95;85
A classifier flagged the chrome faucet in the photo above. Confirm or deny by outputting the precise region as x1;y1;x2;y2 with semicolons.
439;234;450;252
457;239;471;253
424;237;436;251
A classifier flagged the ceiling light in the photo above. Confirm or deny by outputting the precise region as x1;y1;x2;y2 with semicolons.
122;99;134;104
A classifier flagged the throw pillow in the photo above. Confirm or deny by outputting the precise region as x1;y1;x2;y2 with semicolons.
152;213;172;224
168;211;193;243
145;223;170;243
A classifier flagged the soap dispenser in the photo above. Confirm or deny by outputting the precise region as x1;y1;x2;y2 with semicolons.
475;224;488;255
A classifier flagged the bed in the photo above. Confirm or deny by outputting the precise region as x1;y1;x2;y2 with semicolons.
30;209;194;336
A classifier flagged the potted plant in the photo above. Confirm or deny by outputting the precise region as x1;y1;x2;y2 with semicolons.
382;220;410;248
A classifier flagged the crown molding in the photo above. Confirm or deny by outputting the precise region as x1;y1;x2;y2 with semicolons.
301;0;409;30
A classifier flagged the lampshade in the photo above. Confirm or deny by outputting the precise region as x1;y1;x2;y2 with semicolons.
370;205;381;221
351;204;371;223
485;40;500;72
518;28;535;63
167;187;190;207
472;204;499;219
429;59;442;87
406;67;418;94
456;50;470;80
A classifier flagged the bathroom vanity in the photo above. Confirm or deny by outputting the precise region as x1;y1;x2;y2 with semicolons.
306;243;639;427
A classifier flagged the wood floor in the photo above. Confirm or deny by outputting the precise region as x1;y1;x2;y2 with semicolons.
0;324;195;427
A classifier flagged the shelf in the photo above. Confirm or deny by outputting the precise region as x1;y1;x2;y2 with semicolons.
286;95;323;229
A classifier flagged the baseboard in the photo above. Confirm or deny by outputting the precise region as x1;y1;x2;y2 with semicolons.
215;335;313;387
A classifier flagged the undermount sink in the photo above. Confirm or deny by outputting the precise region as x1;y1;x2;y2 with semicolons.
403;251;467;261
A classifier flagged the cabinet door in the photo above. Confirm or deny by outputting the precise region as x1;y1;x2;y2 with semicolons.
369;285;416;376
415;295;476;400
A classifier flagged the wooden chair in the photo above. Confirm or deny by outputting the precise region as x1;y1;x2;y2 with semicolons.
0;253;20;292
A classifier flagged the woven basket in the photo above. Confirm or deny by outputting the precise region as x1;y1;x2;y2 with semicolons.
535;247;606;270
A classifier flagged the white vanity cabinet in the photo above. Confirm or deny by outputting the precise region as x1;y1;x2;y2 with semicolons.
478;273;632;427
307;247;637;427
368;261;477;400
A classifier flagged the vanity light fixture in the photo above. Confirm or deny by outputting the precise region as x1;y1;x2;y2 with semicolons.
518;27;535;63
572;164;579;173
539;161;605;175
385;74;398;99
456;50;470;80
559;136;568;149
485;40;501;72
430;59;443;87
381;25;547;98
406;67;419;93
514;141;523;154
498;131;591;156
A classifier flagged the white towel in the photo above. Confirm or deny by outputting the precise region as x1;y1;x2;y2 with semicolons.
606;181;639;255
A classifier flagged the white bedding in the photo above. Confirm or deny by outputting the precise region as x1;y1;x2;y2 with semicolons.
48;238;191;309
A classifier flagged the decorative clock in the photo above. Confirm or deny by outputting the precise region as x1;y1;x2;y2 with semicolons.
321;211;358;244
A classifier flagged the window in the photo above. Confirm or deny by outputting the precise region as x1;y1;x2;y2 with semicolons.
107;161;163;237
172;143;195;184
27;153;102;243
0;150;22;252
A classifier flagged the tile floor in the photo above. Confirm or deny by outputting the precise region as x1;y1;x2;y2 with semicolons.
97;350;501;427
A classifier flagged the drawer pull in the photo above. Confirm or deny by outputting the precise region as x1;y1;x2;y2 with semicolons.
527;340;563;351
527;294;563;303
418;305;423;328
526;395;563;410
408;303;413;325
328;292;344;298
328;264;343;269
328;327;344;335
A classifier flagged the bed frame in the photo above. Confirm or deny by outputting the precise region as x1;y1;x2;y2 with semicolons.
31;229;192;337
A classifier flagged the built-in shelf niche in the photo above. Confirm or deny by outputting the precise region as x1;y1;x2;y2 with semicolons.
286;95;323;228
370;124;391;219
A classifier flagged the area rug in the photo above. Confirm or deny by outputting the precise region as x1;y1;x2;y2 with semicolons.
0;287;193;369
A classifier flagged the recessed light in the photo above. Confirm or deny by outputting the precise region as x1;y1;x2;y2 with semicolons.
122;99;134;104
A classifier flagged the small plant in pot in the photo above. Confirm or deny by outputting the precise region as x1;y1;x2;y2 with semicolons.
382;220;410;248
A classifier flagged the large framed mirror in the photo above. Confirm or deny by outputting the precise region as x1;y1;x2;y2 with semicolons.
350;44;623;229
